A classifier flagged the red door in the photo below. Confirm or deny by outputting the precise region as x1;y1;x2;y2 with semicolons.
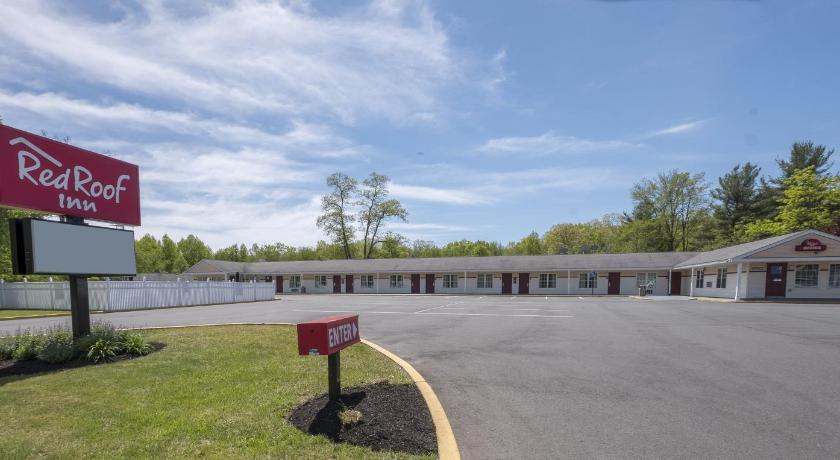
518;273;530;294
425;274;435;293
608;272;621;295
502;273;512;294
333;275;341;293
765;263;787;297
346;275;354;294
411;274;421;294
275;275;283;294
670;272;682;295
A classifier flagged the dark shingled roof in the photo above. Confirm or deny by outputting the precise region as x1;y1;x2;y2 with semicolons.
674;230;840;268
186;251;698;275
184;230;837;275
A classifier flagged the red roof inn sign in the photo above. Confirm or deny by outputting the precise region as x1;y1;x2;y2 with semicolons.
0;125;140;226
795;238;827;252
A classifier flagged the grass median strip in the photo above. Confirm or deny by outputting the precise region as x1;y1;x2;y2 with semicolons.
0;309;69;320
0;325;433;459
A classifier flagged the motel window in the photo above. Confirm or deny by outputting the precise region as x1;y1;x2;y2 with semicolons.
477;273;493;289
443;274;458;289
289;275;301;289
695;270;705;289
390;274;404;288
716;268;727;289
579;272;597;289
539;273;556;289
361;275;374;288
830;265;840;288
637;272;656;294
794;264;819;288
314;275;327;288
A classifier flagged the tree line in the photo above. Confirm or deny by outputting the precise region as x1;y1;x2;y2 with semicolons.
1;139;837;279
129;140;838;273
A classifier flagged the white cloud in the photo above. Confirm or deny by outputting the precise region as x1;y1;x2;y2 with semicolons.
644;119;707;138
0;90;364;157
0;0;455;124
476;131;634;155
390;183;495;205
139;196;324;249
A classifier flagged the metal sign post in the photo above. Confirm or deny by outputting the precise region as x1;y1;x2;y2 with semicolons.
297;314;360;402
63;216;91;337
328;352;341;401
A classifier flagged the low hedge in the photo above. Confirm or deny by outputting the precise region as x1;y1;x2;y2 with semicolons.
0;322;153;364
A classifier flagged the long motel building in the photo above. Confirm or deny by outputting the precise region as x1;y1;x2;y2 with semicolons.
184;230;840;301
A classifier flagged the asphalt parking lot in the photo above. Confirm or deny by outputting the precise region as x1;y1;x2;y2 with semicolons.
3;295;840;459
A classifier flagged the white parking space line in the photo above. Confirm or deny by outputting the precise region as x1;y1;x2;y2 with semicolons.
413;305;452;314
439;307;568;312
419;312;574;318
293;309;574;319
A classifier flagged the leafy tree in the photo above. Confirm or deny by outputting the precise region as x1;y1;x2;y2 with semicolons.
743;166;840;238
357;173;407;259
177;234;213;267
376;233;410;258
314;241;346;260
316;173;357;259
507;231;543;255
711;163;762;244
214;244;244;262
135;234;164;273
756;141;836;220
410;240;442;258
160;235;187;273
630;170;708;251
777;141;834;180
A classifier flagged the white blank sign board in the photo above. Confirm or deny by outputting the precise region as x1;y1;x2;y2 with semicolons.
30;220;136;275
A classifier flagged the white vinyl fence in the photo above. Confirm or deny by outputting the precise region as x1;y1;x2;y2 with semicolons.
0;280;275;312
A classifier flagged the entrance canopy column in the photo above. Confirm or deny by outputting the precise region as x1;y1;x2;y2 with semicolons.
689;267;695;297
734;262;743;301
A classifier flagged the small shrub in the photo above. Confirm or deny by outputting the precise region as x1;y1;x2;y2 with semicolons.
119;332;152;356
72;335;98;359
90;322;119;341
11;331;44;361
87;339;118;363
338;408;363;428
37;327;75;364
0;339;14;360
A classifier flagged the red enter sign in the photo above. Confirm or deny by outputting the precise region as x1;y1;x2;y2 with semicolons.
297;314;360;356
0;124;141;226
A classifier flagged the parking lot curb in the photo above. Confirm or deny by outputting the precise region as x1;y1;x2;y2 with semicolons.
362;338;461;460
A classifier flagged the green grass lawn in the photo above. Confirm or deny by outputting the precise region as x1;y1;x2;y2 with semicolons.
0;325;434;459
0;309;69;320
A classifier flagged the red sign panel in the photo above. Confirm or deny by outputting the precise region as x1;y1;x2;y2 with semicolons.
795;238;827;252
297;314;360;356
0;124;140;226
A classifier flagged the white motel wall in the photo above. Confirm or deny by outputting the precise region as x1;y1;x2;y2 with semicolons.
185;230;840;301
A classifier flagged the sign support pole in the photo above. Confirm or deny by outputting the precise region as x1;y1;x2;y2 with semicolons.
328;351;341;401
63;215;91;338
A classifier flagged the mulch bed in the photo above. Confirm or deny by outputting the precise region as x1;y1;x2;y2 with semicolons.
288;382;437;455
0;342;166;380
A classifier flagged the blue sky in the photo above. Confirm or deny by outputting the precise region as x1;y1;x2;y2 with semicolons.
0;0;838;249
